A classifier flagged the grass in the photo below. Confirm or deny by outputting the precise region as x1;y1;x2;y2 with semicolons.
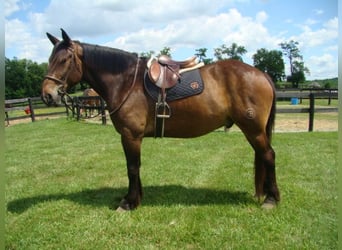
5;119;337;249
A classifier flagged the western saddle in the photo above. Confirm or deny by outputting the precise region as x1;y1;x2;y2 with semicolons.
146;55;204;137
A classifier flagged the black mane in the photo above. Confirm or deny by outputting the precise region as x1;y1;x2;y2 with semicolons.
81;43;138;73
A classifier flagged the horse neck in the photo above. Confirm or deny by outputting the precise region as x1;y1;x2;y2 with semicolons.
80;43;139;108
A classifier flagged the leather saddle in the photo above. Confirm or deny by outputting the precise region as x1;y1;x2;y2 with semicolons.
147;55;200;89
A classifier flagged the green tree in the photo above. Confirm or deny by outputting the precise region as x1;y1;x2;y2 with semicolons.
279;40;309;88
5;57;47;99
214;43;247;61
158;47;172;57
140;50;155;58
194;48;213;64
253;48;285;83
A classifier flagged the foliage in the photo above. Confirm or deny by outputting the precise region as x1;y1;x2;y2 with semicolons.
279;40;310;88
195;48;214;65
253;48;285;83
5;119;337;249
214;43;247;61
158;47;172;57
139;47;171;58
5;57;48;99
140;50;155;58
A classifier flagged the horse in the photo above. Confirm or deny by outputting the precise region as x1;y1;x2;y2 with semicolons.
80;88;101;118
41;29;280;211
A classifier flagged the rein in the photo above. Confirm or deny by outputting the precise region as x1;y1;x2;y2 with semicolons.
108;57;141;116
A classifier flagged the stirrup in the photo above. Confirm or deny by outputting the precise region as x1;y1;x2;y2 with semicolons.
154;100;171;138
155;101;171;118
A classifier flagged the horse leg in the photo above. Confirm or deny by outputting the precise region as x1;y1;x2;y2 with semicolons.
117;135;143;211
248;133;280;208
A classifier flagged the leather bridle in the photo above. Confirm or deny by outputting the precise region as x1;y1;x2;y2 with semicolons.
44;44;141;116
44;47;80;95
44;46;80;110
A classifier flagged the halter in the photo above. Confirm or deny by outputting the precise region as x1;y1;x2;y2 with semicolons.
44;46;79;111
45;44;141;116
44;47;78;95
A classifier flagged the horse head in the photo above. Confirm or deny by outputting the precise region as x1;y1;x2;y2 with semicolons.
41;29;83;106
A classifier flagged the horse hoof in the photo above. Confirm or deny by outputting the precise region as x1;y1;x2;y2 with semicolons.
116;206;128;212
261;202;276;210
116;198;132;211
261;197;277;209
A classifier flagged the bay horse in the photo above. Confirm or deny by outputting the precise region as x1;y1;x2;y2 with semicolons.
41;29;280;211
80;88;100;117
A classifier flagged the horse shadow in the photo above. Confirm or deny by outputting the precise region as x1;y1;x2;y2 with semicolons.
7;185;255;213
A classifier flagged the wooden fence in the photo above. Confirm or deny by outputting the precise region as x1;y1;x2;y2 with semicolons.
5;88;338;131
276;90;338;131
71;96;107;125
5;97;68;126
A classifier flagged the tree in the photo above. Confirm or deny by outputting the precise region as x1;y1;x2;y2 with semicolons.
194;48;213;64
158;47;171;57
140;47;171;58
253;48;285;83
5;57;47;99
214;43;247;61
140;50;155;58
279;40;309;88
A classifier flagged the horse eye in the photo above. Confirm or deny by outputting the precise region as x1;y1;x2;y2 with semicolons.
60;58;67;64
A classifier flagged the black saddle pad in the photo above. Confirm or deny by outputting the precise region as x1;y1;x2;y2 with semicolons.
144;69;204;102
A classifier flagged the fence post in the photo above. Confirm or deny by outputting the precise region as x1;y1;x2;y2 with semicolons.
63;95;70;117
328;89;331;105
308;93;314;132
75;97;81;121
71;97;76;118
5;111;9;126
100;98;106;125
28;98;36;122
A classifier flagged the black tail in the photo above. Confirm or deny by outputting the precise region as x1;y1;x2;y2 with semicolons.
265;74;276;142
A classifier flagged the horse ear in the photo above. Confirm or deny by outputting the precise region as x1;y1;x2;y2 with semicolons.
46;32;59;45
61;28;72;45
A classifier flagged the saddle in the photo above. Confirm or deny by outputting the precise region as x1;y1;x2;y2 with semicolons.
147;55;199;89
146;55;204;137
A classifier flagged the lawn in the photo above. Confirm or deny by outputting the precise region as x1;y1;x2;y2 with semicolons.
5;119;337;249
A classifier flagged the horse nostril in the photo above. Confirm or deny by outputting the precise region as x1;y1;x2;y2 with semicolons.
42;93;53;106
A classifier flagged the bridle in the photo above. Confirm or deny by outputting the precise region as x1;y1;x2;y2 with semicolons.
44;44;141;116
44;46;80;95
44;46;80;110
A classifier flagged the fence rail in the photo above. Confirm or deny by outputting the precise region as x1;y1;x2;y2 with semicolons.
5;88;338;131
5;97;68;126
276;90;338;131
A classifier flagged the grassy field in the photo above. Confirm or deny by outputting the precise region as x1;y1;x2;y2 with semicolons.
5;119;337;249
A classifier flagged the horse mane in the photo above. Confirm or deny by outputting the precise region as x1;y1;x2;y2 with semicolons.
81;43;138;73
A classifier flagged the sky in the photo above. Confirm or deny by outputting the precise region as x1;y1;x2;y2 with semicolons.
5;0;338;80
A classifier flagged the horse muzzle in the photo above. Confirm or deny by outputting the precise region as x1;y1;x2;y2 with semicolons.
41;80;62;106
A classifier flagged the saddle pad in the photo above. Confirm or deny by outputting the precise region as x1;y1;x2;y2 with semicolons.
144;69;204;102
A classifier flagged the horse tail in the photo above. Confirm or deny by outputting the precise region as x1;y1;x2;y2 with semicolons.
265;73;276;143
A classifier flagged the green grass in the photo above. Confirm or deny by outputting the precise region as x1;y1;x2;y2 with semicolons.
5;119;337;249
